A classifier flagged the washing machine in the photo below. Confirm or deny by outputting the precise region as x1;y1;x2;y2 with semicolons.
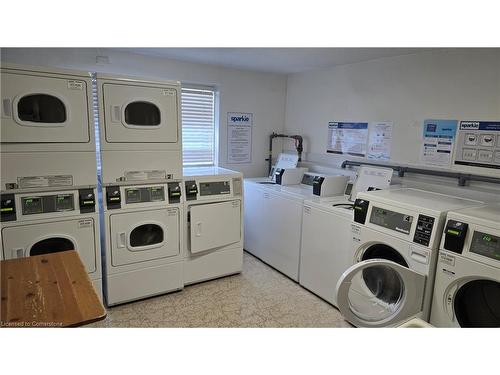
299;195;356;306
430;203;500;327
182;167;243;285
102;181;184;306
244;171;346;281
96;73;183;184
1;63;97;189
335;188;482;327
0;187;102;299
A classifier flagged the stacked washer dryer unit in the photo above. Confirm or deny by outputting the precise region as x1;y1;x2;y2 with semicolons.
0;64;102;297
430;203;500;327
335;188;482;327
96;73;184;306
183;167;244;285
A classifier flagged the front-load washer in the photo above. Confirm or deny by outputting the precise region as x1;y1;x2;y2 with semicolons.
0;187;102;299
335;188;482;327
182;167;243;285
430;203;500;327
102;181;184;306
1;63;97;189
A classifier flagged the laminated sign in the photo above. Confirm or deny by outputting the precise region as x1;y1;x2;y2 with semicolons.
327;122;368;157
227;112;252;164
454;121;500;170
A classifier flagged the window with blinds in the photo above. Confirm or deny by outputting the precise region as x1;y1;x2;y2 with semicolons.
181;87;216;166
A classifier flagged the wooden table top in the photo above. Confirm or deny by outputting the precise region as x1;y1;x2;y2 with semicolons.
1;250;106;328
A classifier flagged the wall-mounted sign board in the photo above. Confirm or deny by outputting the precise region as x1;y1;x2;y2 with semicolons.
420;119;458;168
227;112;252;164
454;121;500;171
327;122;369;157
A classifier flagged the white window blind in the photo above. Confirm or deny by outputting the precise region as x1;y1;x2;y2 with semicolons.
181;87;216;166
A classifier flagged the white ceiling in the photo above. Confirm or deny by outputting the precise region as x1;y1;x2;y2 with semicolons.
118;48;435;74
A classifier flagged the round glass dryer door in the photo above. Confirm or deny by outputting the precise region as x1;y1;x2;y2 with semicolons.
337;256;426;327
454;280;500;328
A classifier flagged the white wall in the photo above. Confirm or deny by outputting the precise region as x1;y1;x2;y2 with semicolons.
284;48;500;200
285;49;500;170
1;48;287;177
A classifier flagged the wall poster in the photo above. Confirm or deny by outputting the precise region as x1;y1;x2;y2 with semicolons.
227;112;252;164
367;121;393;160
327;122;369;157
420;119;458;167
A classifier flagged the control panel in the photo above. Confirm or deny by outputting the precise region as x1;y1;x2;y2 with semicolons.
125;186;165;204
199;181;231;196
21;194;74;215
470;231;500;262
413;214;435;247
369;206;413;235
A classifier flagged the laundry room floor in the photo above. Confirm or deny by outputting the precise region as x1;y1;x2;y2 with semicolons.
88;252;351;328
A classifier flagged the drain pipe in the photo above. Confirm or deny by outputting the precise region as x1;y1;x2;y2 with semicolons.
266;132;304;175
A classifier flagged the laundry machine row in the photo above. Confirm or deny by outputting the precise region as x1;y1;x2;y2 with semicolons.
101;167;244;306
334;188;483;327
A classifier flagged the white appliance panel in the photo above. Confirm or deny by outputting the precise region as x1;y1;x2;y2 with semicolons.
102;83;178;144
189;200;241;254
1;72;90;143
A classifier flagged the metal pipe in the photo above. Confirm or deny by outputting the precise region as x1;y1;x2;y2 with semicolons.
341;160;500;187
266;132;304;175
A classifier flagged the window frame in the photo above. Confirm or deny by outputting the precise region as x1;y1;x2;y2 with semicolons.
181;84;219;167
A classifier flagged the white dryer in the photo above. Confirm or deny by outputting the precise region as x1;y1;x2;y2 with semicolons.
1;63;97;189
182;167;243;285
0;187;102;299
102;181;184;306
430;204;500;327
96;73;183;184
335;188;482;327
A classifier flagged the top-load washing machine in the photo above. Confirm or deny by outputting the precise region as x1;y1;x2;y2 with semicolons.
299;166;394;307
244;170;348;281
430;203;500;327
96;73;183;184
335;188;482;327
182;167;244;285
1;63;97;189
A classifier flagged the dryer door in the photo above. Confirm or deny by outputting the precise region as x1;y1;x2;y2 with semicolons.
1;72;90;143
336;259;426;327
189;200;241;254
102;83;178;143
1;218;97;274
110;208;180;266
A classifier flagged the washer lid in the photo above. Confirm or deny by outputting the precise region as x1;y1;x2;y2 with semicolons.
336;259;426;327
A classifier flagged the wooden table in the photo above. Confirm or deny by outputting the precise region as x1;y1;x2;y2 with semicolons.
1;250;106;327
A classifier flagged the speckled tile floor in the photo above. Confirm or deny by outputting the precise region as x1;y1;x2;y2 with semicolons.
89;252;352;327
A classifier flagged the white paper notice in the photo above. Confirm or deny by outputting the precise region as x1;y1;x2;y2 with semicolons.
421;119;458;167
367;121;393;160
227;112;253;164
327;122;368;157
